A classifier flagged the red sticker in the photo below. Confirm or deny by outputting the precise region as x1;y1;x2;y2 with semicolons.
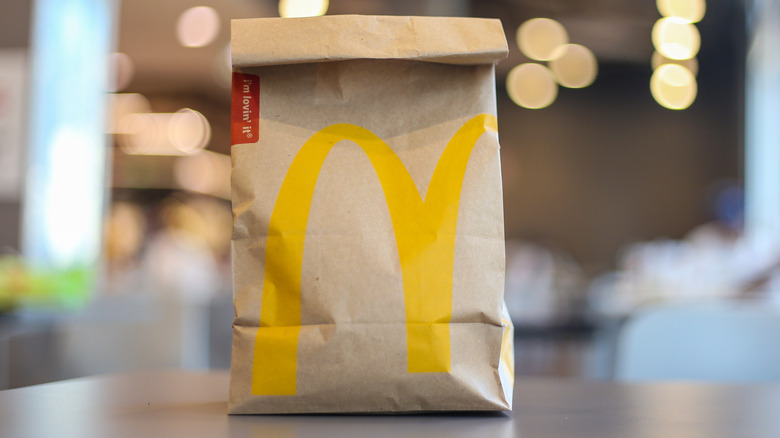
231;72;260;146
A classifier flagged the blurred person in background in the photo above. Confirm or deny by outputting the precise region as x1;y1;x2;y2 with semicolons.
140;195;230;302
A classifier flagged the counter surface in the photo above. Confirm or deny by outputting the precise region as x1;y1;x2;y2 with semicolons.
1;370;778;437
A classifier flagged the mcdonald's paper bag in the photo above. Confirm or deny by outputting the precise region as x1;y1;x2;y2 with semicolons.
229;15;514;413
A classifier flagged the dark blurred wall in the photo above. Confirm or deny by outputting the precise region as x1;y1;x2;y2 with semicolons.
0;0;31;251
0;0;31;48
0;0;746;274
497;2;744;274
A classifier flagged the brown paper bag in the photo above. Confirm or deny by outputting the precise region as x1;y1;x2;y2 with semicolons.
228;15;513;414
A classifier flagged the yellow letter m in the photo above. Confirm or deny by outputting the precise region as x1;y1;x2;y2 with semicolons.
252;114;498;395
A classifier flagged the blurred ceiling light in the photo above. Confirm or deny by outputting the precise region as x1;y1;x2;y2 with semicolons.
657;0;706;23
108;93;151;134
118;108;210;155
652;17;701;60
110;52;134;92
506;63;558;109
650;63;697;110
652;51;699;76
549;44;598;88
517;18;569;61
176;6;220;48
174;150;231;199
278;0;329;18
169;108;211;154
118;112;160;155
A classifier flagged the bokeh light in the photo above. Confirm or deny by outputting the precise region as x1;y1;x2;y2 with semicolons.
108;93;151;134
650;63;697;110
549;44;598;88
118;112;160;155
168;108;211;154
652;51;699;76
517;18;569;61
278;0;329;18
652;17;701;60
506;63;558;109
118;109;210;155
176;6;220;48
657;0;706;23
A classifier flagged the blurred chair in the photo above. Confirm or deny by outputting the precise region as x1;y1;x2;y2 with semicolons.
615;302;780;382
208;291;234;369
57;293;185;380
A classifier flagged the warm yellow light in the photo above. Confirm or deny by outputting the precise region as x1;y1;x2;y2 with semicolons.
652;17;701;60
118;113;159;155
108;93;151;134
506;63;558;109
516;18;569;61
176;6;220;48
278;0;328;18
650;63;697;110
549;44;598;88
657;0;706;23
168;109;211;154
652;51;698;76
118;109;211;155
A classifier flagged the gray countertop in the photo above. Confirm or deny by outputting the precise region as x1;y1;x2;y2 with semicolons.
1;370;779;438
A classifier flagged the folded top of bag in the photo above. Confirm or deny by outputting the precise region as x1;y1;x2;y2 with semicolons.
232;15;508;67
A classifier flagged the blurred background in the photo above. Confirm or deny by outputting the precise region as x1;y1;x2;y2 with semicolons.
2;0;780;388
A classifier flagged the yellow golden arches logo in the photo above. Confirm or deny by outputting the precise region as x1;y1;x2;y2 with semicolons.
252;114;498;396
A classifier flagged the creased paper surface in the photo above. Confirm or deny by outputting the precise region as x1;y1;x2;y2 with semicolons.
232;15;508;67
229;16;513;414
